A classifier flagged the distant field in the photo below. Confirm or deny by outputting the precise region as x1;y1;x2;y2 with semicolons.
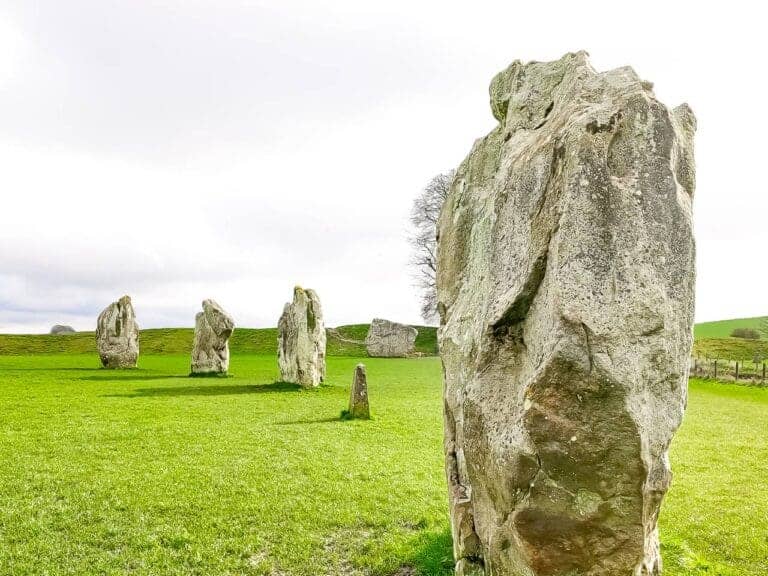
8;316;768;363
0;355;764;575
693;337;768;362
0;324;438;358
6;316;768;364
694;316;768;339
693;316;768;363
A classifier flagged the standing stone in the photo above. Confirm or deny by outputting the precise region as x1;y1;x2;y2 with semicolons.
365;318;418;357
277;286;326;388
190;299;234;375
50;324;75;335
347;363;370;419
96;295;140;368
437;52;695;576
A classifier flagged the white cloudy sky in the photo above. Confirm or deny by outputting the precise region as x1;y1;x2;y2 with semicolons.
0;0;765;333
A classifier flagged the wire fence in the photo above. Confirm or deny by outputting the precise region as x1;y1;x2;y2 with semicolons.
690;357;767;384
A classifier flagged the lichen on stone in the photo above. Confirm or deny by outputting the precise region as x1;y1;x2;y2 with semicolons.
437;52;695;575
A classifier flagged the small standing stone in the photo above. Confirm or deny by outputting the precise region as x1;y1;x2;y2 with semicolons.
190;299;234;375
277;286;326;388
347;363;370;419
96;295;139;368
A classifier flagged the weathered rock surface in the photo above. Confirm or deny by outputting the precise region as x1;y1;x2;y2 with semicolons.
278;286;326;388
50;324;75;335
96;295;140;368
437;52;696;576
347;363;370;419
190;299;234;375
365;318;418;357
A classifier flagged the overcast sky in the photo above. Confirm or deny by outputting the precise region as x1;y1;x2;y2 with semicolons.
1;0;765;333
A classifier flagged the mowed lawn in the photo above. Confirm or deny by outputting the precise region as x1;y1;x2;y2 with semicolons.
0;355;765;576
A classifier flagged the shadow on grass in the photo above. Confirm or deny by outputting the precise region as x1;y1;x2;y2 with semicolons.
103;381;302;398
273;416;344;425
399;527;454;576
80;374;189;382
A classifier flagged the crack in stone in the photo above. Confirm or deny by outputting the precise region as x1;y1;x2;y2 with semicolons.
581;322;594;374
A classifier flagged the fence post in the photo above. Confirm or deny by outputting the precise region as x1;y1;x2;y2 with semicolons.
763;363;766;384
735;361;739;381
714;360;717;380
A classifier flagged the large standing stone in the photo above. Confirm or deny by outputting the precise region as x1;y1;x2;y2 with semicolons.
437;52;696;576
277;286;326;388
96;295;140;368
365;318;418;357
190;299;234;375
347;363;370;419
50;324;75;335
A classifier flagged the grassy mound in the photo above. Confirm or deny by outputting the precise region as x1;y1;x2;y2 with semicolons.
694;316;768;340
0;324;439;357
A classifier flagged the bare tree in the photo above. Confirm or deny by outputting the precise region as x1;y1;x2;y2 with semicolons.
409;171;454;323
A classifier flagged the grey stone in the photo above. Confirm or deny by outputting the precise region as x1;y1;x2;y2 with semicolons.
96;295;139;368
50;324;75;335
437;52;695;576
347;363;370;419
365;318;418;357
190;299;234;375
277;286;326;388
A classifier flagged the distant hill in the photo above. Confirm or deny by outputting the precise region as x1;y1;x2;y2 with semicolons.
694;316;768;340
693;316;768;362
0;324;438;357
6;317;767;362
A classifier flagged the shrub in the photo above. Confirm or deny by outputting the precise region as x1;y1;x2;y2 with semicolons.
730;328;761;340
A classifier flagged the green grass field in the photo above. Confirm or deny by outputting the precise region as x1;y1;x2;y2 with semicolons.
0;353;765;575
